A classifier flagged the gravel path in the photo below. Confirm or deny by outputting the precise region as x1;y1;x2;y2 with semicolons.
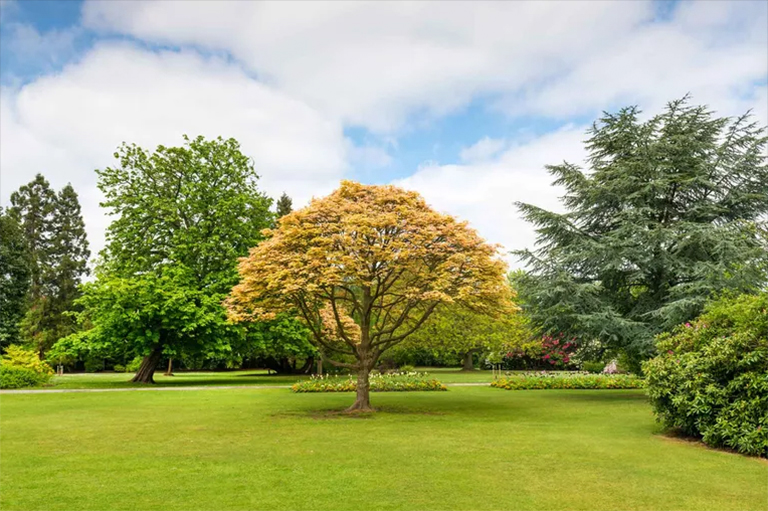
0;382;489;395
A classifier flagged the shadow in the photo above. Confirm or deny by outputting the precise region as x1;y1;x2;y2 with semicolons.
271;405;449;420
657;429;768;462
549;390;648;403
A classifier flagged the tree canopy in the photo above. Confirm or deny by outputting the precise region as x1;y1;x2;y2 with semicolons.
226;180;513;411
515;97;768;368
59;135;274;382
400;303;529;370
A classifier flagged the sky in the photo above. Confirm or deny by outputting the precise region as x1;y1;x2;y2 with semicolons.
1;0;766;268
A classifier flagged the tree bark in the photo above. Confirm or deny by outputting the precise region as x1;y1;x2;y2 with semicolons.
462;349;477;371
317;355;323;376
164;358;174;376
346;363;373;412
131;346;163;383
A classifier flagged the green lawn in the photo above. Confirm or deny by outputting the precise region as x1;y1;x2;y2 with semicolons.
1;387;765;511
32;368;498;390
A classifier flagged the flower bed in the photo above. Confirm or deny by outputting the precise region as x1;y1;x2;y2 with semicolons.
490;371;644;390
292;371;447;393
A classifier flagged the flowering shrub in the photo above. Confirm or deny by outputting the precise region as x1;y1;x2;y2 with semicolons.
490;372;644;390
292;371;447;393
643;293;768;457
503;334;578;370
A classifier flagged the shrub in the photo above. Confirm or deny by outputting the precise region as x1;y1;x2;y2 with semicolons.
643;293;768;457
126;356;143;372
581;361;605;373
1;345;54;376
0;365;50;389
113;364;126;372
491;372;644;390
398;364;416;373
292;372;447;393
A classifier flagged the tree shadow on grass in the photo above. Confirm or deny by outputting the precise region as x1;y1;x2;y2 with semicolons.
271;405;450;420
546;390;648;403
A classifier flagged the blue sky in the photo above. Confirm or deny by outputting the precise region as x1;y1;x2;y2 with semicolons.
1;0;766;266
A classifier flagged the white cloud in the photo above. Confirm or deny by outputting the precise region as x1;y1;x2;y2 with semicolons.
0;43;350;260
81;0;767;132
395;126;587;268
82;0;654;131
459;137;506;163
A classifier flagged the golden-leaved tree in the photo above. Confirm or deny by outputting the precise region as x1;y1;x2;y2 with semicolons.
226;181;513;411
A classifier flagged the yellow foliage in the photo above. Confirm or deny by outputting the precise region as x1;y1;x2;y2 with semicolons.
226;181;514;367
1;345;54;376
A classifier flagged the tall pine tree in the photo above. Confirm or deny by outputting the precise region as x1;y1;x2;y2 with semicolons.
9;174;56;300
515;97;768;369
0;209;31;350
11;177;90;355
48;184;90;309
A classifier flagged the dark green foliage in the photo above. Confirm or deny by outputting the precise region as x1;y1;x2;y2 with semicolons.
0;365;49;389
275;192;293;218
9;174;56;300
58;135;274;382
644;293;768;457
516;97;768;365
0;209;30;349
9;177;90;355
581;361;606;374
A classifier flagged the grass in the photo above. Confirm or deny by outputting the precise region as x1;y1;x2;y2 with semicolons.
1;387;765;511
21;367;499;390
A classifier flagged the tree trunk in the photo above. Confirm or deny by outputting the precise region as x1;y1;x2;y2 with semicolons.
131;347;163;383
346;363;373;412
317;356;323;376
164;358;174;376
462;350;476;371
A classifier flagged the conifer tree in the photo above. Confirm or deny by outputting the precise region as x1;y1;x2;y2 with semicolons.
515;97;768;369
0;209;31;349
9;174;56;300
276;192;293;218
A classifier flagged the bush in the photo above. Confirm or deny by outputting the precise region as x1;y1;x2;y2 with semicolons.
292;372;447;393
2;345;54;376
126;356;143;372
83;357;104;373
398;364;416;373
581;361;605;373
113;364;126;372
643;293;768;457
490;372;644;390
0;365;50;389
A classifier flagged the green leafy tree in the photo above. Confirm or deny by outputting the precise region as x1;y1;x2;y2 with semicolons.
60;135;274;382
0;209;31;349
275;192;293;218
516;97;768;369
9;174;56;300
401;304;529;371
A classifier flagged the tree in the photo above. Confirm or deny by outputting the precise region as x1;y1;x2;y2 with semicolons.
21;184;91;356
49;184;90;311
61;135;273;382
0;209;31;350
401;303;527;371
276;192;293;218
515;97;768;369
9;174;56;300
226;181;512;411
